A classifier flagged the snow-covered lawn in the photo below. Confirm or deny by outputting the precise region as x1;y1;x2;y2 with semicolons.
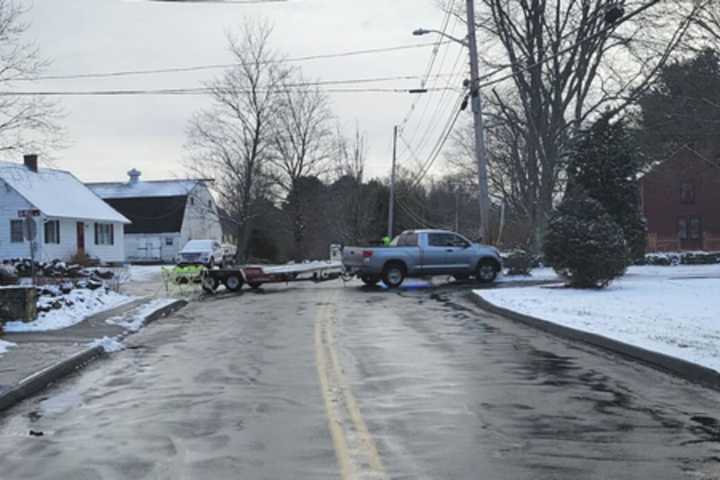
477;264;720;372
3;289;134;333
498;267;559;283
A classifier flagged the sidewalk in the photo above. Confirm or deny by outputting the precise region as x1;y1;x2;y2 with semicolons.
0;297;185;409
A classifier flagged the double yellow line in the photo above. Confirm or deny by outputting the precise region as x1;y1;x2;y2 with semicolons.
315;297;388;480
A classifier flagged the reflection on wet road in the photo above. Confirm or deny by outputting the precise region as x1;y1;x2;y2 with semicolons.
1;282;720;479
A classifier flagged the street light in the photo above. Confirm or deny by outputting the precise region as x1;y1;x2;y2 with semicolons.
413;0;492;244
413;28;468;47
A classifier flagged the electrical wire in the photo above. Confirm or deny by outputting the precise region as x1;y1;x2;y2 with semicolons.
18;41;451;82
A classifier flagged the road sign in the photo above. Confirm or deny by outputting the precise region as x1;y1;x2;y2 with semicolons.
17;209;40;218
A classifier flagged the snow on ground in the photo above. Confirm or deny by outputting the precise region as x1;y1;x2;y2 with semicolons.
0;339;16;355
106;298;177;332
477;264;720;372
129;265;164;283
498;267;559;283
3;289;134;333
88;336;126;353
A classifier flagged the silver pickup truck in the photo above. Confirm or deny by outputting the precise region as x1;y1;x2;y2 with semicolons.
342;229;503;288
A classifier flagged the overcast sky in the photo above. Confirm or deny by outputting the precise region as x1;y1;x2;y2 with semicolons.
21;0;467;183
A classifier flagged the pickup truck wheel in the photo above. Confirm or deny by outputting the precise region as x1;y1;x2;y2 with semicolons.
224;274;244;292
476;260;499;283
382;263;406;289
360;275;380;286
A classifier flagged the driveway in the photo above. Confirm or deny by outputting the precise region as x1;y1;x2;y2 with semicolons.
0;281;719;479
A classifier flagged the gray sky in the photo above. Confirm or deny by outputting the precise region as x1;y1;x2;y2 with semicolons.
22;0;467;183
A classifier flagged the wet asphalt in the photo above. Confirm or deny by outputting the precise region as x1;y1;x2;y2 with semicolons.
1;281;720;479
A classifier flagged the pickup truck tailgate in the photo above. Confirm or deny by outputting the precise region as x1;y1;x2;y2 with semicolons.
341;246;371;268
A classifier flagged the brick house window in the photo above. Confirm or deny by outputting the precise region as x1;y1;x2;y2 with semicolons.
10;220;23;243
678;217;688;240
689;216;702;241
44;220;60;244
94;223;114;245
680;181;695;204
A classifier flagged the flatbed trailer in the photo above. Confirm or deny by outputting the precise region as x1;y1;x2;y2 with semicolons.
201;261;345;293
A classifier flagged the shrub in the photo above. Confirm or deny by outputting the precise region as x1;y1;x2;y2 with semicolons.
503;250;534;276
544;194;627;288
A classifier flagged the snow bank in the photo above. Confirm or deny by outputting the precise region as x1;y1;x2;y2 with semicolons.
3;289;134;333
88;336;125;353
498;267;559;283
0;339;16;355
106;298;176;332
477;265;720;372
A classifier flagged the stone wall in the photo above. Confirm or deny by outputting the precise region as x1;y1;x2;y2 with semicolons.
0;287;37;326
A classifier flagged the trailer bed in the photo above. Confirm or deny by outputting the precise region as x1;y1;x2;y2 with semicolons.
201;261;344;293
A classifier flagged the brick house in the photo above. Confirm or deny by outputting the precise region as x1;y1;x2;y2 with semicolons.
641;145;720;252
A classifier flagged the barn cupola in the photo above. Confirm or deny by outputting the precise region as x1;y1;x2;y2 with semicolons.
127;168;141;184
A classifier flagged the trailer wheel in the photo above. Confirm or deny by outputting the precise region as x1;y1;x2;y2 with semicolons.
201;276;219;294
360;275;380;286
382;262;406;289
224;274;244;292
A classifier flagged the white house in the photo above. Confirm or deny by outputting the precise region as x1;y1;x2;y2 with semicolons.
0;156;130;263
87;169;223;263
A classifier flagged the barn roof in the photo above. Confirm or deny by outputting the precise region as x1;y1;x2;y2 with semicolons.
0;161;130;223
87;179;208;199
103;196;187;234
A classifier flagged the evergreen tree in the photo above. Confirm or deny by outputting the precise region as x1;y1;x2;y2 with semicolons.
566;114;646;263
544;193;627;288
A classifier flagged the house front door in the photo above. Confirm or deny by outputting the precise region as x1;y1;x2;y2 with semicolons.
77;222;85;254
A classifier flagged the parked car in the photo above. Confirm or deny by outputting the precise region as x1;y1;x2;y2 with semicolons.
342;229;502;288
176;240;224;268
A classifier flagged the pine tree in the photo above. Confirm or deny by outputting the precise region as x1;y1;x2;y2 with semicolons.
544;193;627;288
566;114;646;263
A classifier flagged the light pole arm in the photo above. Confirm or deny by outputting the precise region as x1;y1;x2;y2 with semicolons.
413;28;468;47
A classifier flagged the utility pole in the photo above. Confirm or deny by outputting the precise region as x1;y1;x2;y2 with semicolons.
465;0;491;244
387;125;398;239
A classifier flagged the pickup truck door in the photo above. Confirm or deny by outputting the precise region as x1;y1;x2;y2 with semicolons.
443;234;474;272
423;233;456;274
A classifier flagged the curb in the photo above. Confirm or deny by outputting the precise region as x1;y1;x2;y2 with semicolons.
468;293;720;392
0;299;187;414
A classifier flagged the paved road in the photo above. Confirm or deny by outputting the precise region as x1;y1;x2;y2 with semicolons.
1;282;720;479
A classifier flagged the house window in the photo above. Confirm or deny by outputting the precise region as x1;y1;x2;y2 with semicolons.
165;237;173;246
10;220;23;243
94;223;114;245
44;220;60;244
678;218;688;240
680;181;695;204
689;216;702;241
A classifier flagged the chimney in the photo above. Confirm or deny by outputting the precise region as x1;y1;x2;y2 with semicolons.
24;154;38;173
127;168;141;184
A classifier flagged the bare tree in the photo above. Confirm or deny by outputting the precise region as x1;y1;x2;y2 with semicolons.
333;123;366;183
270;77;334;258
271;78;334;190
186;21;289;261
0;1;62;157
444;0;698;251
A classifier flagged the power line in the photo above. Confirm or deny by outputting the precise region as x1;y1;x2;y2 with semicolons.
398;1;457;131
18;41;451;82
0;86;457;96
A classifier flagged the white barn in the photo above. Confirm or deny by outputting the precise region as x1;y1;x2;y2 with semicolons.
88;169;223;263
0;156;130;264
